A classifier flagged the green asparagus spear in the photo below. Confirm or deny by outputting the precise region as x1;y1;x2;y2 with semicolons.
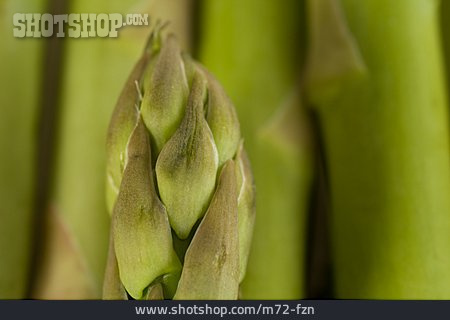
103;31;255;300
442;0;450;107
306;0;450;298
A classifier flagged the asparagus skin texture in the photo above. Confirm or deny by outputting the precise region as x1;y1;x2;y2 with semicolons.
199;0;313;299
306;0;450;298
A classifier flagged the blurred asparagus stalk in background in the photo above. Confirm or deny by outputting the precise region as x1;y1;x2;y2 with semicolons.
443;0;450;105
32;0;193;299
0;0;47;299
199;0;314;299
306;0;450;298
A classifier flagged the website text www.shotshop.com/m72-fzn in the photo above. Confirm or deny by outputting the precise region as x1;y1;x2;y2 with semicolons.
135;303;315;317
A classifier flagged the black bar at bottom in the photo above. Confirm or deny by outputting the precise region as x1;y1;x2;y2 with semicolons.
0;300;448;320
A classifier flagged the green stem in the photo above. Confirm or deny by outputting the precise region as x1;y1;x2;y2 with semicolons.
0;0;46;299
306;0;450;298
443;0;450;108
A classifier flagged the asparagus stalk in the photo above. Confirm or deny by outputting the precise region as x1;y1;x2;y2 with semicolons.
306;0;450;298
33;0;193;299
198;0;314;299
0;0;46;298
443;0;450;102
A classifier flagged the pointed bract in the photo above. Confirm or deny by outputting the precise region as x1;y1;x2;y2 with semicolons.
156;73;219;239
106;47;153;213
204;70;241;167
174;161;239;300
141;34;189;155
112;118;181;299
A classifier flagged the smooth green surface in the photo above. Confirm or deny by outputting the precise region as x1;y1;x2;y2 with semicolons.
0;0;45;298
443;0;450;107
307;0;450;298
199;0;313;299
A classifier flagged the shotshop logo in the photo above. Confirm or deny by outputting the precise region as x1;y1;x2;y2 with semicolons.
13;13;149;38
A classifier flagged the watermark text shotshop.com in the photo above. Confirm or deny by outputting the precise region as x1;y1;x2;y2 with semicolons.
13;13;149;38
